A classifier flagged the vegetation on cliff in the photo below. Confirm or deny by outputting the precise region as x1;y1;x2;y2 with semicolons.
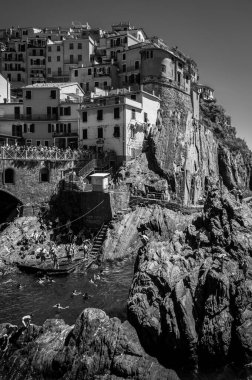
200;98;252;160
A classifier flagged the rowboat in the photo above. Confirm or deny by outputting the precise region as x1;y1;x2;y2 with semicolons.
17;258;85;276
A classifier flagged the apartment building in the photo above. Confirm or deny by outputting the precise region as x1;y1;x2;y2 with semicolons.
79;87;160;164
21;82;84;147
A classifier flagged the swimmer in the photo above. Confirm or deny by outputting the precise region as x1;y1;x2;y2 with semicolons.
17;283;24;289
53;303;69;310
82;292;89;300
72;290;82;296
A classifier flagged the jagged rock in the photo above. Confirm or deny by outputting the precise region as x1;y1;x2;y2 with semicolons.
103;204;195;260
0;309;179;380
127;186;252;374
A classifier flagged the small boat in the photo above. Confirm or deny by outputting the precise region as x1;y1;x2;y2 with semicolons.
17;258;84;276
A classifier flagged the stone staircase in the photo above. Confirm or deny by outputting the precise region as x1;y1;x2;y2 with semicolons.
89;223;108;256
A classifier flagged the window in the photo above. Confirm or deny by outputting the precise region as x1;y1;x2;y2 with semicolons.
74;69;78;77
146;51;149;59
68;123;71;133
26;139;32;146
83;129;88;139
114;107;120;119
48;56;51;62
95;82;99;88
104;81;107;88
48;124;52;133
122;53;126;60
26;90;31;99
60;124;63;133
64;107;71;116
57;46;60;52
113;125;120;138
78;43;82;49
131;109;136;119
135;61;140;70
57;56;60;62
36;140;41;146
47;68;51;74
115;97;120;104
86;82;89;91
40;167;49;182
48;46;52;52
58;67;62;75
4;168;15;184
70;55;74;63
150;51;153;58
30;124;35;133
82;111;87;122
23;124;27;133
88;68;92;75
44;140;49;147
26;107;32;117
178;62;183;69
124;36;127;44
78;55;82;62
98;127;103;138
131;94;136;100
69;43;74;50
12;125;22;137
50;90;56;99
122;64;126;73
161;64;166;73
97;109;103;121
144;112;148;123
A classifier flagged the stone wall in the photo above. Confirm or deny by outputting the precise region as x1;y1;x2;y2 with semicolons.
0;160;72;206
51;190;112;228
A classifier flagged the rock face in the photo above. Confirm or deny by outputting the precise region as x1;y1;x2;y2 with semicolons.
127;185;252;374
143;83;219;206
0;308;179;380
218;144;252;191
103;203;195;260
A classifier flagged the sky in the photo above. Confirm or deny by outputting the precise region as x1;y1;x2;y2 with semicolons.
1;0;252;147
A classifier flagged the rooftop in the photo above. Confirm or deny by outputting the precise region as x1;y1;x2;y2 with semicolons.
90;173;110;178
23;82;79;89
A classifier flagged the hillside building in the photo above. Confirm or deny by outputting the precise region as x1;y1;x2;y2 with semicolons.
79;87;160;164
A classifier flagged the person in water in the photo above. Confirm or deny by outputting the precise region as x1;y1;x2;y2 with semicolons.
72;290;81;296
53;303;69;310
83;292;89;300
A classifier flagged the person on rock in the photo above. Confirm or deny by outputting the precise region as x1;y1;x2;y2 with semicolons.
22;314;33;328
141;234;149;246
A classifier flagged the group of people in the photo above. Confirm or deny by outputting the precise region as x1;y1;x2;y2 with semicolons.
1;144;94;161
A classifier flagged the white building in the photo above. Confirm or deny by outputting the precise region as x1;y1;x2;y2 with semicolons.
0;73;11;103
22;82;84;147
79;87;160;164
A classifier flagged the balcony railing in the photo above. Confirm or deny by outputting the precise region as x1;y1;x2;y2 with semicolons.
0;114;58;121
1;147;79;161
53;132;78;138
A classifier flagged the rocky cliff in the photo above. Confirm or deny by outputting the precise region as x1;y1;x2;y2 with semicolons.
127;185;252;376
0;308;179;380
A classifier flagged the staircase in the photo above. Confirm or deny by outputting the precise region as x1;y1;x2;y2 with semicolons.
89;223;108;256
78;159;97;178
147;191;163;200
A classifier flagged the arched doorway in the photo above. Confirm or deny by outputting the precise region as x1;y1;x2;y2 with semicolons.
0;189;23;226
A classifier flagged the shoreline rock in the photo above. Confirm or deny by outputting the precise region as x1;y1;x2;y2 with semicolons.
127;185;252;375
0;308;179;380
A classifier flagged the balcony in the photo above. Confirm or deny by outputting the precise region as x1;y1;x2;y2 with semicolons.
53;132;78;138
